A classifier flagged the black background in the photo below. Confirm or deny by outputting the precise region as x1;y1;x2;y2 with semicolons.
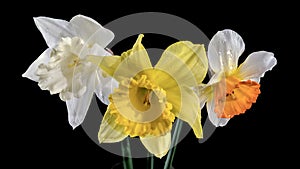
7;1;294;168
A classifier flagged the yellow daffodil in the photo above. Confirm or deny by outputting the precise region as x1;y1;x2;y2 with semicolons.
97;34;208;158
199;29;277;127
22;15;115;128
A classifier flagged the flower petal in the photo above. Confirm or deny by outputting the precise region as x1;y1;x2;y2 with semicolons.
144;69;182;123
109;34;153;81
149;51;197;116
95;69;119;105
89;44;112;57
208;29;245;73
66;70;96;129
34;17;74;48
206;93;230;127
99;34;152;78
140;132;171;158
195;84;212;109
155;41;208;86
177;86;203;138
236;51;277;82
98;110;127;143
98;55;123;77
37;66;68;95
22;48;51;82
70;15;114;48
196;71;224;108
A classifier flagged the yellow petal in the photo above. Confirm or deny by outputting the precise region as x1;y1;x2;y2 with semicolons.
176;86;203;138
141;69;181;119
97;55;123;77
140;132;171;158
144;69;203;138
99;34;152;78
98;106;127;143
155;41;208;86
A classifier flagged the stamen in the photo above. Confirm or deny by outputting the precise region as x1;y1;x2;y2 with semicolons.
143;90;151;106
68;58;80;68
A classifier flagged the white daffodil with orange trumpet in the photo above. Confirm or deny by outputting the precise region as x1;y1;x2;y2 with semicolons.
198;29;277;127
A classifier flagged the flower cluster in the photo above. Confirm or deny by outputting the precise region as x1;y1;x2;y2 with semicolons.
23;15;277;158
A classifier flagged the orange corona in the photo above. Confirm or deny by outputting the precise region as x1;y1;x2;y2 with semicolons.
214;76;261;118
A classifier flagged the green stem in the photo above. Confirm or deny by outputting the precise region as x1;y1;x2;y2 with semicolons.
121;138;133;169
163;119;183;169
147;153;154;169
151;155;154;169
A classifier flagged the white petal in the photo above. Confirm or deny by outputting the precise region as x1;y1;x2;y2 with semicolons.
196;71;224;109
70;15;114;48
98;116;127;143
22;48;51;82
205;74;230;127
95;70;118;105
34;17;74;48
140;132;171;159
208;29;245;73
89;44;112;57
206;96;230;127
207;71;224;85
237;51;277;82
66;71;96;129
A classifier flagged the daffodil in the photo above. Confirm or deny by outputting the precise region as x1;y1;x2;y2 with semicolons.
22;15;115;128
97;34;208;158
199;29;277;127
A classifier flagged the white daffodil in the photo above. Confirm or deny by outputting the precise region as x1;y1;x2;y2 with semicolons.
199;29;277;127
22;15;115;129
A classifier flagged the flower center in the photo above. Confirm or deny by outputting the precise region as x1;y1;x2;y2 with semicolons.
68;57;80;68
214;76;261;118
36;36;87;101
106;74;175;137
128;74;167;112
142;88;151;106
54;37;84;69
